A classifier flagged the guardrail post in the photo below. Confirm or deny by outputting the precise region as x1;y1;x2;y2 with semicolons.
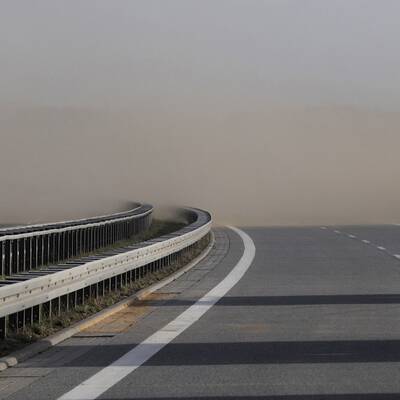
40;235;43;266
9;239;13;275
70;231;74;258
28;237;32;271
34;236;38;268
62;231;66;260
79;230;82;255
15;239;20;274
90;227;93;251
22;237;26;272
95;226;99;250
82;228;85;253
46;234;50;265
82;228;86;253
42;235;46;266
56;232;60;262
67;231;71;259
57;297;61;316
1;241;5;277
88;227;92;252
51;233;55;264
75;230;78;257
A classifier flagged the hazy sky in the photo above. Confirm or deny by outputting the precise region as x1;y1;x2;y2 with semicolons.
1;1;400;226
1;0;400;110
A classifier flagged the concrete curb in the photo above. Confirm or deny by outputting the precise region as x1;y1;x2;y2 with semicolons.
0;231;215;372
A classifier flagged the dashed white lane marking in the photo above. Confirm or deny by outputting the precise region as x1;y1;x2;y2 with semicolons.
322;228;400;260
57;226;256;400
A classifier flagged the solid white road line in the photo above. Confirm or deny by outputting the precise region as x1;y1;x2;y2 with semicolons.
57;226;256;400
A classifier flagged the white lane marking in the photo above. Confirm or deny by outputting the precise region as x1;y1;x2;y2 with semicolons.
330;229;400;259
57;226;256;400
320;227;327;230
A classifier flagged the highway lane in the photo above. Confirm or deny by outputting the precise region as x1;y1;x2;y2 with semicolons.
3;225;400;399
326;225;400;259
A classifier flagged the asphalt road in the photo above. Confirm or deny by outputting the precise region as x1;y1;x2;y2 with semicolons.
2;225;400;399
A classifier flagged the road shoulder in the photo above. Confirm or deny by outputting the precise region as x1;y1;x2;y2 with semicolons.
0;227;244;400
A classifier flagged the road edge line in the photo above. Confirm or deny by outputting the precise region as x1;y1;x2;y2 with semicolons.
58;226;255;400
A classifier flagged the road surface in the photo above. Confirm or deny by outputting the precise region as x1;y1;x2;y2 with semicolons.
2;225;400;399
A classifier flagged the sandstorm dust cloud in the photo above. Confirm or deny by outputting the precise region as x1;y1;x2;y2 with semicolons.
1;1;400;225
1;105;400;226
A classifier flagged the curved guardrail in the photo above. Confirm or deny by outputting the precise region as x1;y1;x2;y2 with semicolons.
0;204;153;277
0;203;143;235
0;207;212;338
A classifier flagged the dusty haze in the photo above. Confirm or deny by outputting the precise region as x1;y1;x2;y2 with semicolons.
1;1;400;226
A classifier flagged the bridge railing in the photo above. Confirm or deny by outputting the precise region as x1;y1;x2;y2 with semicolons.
0;204;153;277
0;207;211;338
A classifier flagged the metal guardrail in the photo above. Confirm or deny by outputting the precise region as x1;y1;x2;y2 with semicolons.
0;203;143;235
0;207;212;338
0;204;153;277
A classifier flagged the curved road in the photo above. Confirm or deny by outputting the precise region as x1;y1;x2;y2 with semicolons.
2;226;400;399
